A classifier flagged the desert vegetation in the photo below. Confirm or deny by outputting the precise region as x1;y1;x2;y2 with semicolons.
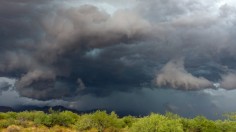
0;109;236;132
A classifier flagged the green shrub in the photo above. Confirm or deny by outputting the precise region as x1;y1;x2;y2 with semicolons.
224;112;236;121
0;119;16;128
5;112;17;119
33;112;52;127
76;111;122;132
165;112;181;120
76;113;93;130
182;116;220;132
2;110;236;131
49;110;78;127
57;111;78;126
212;120;236;132
33;110;79;127
131;113;183;132
16;111;43;122
0;113;8;119
121;115;137;128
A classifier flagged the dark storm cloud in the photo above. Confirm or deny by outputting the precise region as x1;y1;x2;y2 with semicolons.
135;0;236;55
38;5;151;62
1;0;236;101
35;4;151;99
0;0;152;100
0;0;54;74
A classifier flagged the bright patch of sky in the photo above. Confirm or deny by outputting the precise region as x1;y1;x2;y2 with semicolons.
85;48;102;59
62;0;136;15
0;77;16;90
0;77;68;107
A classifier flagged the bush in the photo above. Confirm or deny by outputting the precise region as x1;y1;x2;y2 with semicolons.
5;112;17;119
7;125;21;132
0;118;17;128
0;120;12;128
34;110;79;127
121;116;137;128
0;113;8;119
165;112;181;120
57;111;78;126
76;111;122;132
2;110;236;131
16;111;43;122
33;112;52;127
225;112;236;121
131;113;183;132
181;116;221;132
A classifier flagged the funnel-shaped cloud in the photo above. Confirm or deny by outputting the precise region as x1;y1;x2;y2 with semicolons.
156;59;213;90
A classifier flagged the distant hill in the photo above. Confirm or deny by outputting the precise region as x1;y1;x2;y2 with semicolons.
0;106;14;112
0;105;80;113
0;105;140;117
10;105;81;113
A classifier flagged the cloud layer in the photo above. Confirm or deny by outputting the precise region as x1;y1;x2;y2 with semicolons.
1;0;236;101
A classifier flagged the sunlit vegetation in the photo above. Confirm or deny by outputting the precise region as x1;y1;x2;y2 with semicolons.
0;109;236;132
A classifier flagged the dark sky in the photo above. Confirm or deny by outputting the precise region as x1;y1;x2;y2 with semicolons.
1;0;236;119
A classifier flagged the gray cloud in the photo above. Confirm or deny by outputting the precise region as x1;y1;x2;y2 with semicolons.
156;59;213;90
0;1;152;100
38;5;151;62
220;73;236;89
0;82;11;95
2;0;236;119
0;0;236;103
15;70;85;100
0;77;15;95
16;70;55;89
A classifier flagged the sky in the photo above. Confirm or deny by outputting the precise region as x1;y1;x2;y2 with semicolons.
1;0;236;119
